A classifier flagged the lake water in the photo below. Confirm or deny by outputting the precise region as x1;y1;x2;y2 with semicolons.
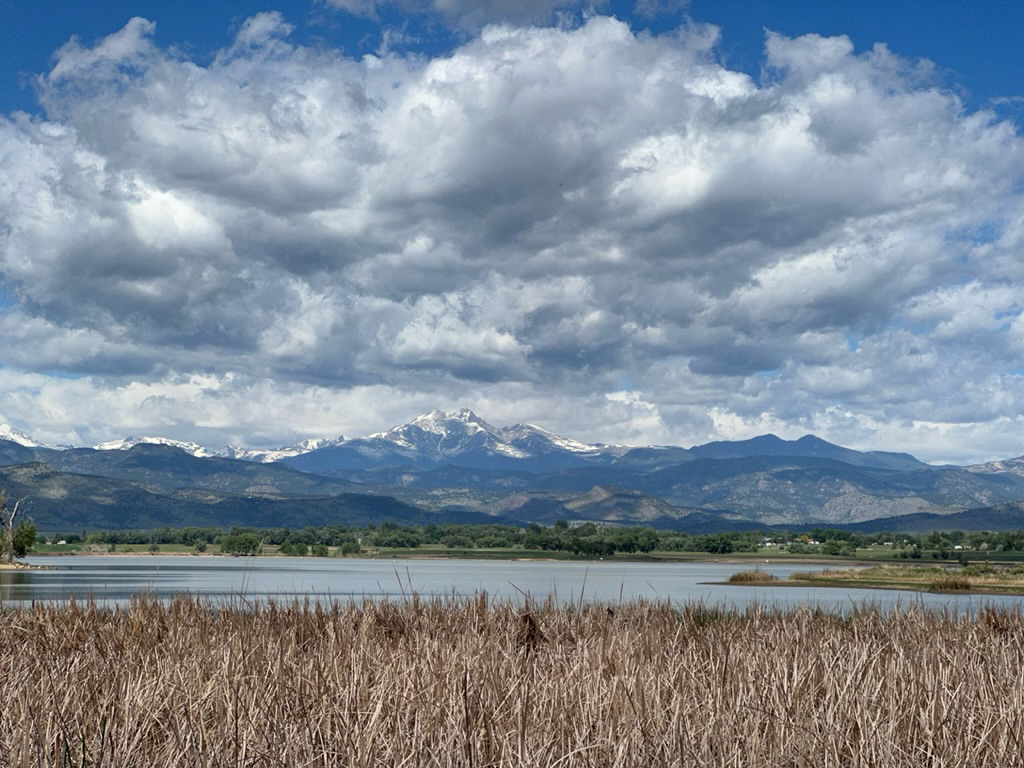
3;555;1024;613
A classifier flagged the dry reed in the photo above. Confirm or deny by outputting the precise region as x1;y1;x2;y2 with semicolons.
794;565;1024;595
928;576;972;593
1;594;1023;767
727;570;778;583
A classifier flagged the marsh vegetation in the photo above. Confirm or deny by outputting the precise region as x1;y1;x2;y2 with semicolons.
726;569;778;583
2;595;1023;766
790;563;1024;595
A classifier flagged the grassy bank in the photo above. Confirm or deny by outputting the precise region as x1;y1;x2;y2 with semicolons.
2;597;1023;766
788;563;1024;595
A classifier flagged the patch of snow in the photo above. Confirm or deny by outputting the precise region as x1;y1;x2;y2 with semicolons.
498;423;611;454
214;436;346;463
0;423;45;448
965;457;1024;477
93;436;213;457
489;442;531;458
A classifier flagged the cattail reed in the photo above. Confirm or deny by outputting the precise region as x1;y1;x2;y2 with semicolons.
1;595;1022;766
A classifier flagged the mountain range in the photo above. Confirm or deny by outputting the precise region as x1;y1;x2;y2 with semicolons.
3;409;1024;533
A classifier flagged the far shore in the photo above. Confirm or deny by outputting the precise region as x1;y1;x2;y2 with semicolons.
21;549;887;567
0;561;49;570
29;550;220;557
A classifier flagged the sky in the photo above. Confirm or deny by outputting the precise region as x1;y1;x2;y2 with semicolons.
2;1;1024;463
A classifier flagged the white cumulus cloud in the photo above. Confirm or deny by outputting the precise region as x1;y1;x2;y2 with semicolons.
0;13;1023;462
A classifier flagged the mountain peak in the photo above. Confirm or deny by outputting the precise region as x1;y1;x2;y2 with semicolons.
795;434;834;446
415;407;484;422
0;423;45;448
214;436;346;463
407;408;497;435
93;436;213;457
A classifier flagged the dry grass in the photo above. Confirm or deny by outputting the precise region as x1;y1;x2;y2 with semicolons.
728;569;778;583
2;595;1024;766
792;564;1024;595
928;576;972;593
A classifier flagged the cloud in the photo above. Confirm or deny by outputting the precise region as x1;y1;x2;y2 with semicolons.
633;0;689;21
322;0;601;31
1;14;1024;461
46;17;157;84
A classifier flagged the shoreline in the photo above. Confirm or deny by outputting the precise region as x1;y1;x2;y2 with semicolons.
713;562;1024;597
24;549;883;566
717;578;1024;597
0;561;49;570
30;550;221;557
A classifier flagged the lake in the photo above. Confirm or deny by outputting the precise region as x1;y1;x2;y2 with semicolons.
4;555;1024;613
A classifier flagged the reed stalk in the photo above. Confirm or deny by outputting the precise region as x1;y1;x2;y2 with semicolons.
1;595;1021;766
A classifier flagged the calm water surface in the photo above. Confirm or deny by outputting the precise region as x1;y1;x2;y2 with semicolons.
4;555;1024;613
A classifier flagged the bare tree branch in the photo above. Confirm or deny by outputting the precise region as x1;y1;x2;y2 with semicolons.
1;490;29;563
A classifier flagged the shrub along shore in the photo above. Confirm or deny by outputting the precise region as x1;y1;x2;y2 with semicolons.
28;523;1024;564
1;595;1023;766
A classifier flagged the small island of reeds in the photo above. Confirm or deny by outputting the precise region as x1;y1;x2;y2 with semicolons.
2;595;1024;766
783;563;1024;595
727;569;778;583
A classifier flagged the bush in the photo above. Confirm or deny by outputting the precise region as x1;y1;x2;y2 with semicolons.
11;521;37;558
929;576;971;592
220;533;262;556
728;570;777;584
280;541;308;556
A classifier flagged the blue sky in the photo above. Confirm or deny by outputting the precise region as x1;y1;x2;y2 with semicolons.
4;1;1023;115
1;0;1024;462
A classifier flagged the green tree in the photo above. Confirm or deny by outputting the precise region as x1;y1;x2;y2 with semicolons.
11;521;36;559
219;532;262;556
1;490;31;563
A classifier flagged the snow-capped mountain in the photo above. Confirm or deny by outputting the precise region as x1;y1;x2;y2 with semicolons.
90;434;347;463
284;408;625;473
965;457;1024;477
496;422;626;460
0;423;46;448
368;408;531;461
214;437;346;463
93;436;214;457
9;409;623;471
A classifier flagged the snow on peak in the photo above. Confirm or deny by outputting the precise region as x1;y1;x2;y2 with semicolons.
214;436;346;463
292;437;346;452
2;409;619;466
0;423;45;448
965;457;1024;476
361;407;515;459
355;408;625;462
498;422;608;454
92;436;213;457
409;408;495;434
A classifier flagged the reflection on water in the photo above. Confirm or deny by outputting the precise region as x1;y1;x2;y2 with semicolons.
4;555;1024;614
0;568;32;601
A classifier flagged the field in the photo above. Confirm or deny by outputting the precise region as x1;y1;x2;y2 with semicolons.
2;596;1023;766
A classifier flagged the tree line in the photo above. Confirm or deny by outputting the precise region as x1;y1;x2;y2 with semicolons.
30;522;1024;559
